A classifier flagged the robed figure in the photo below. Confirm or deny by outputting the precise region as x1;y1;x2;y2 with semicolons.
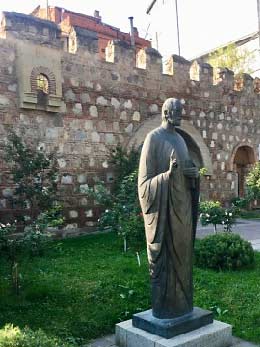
138;98;200;319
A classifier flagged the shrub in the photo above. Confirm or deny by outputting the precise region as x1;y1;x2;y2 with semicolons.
2;132;64;294
199;200;238;232
86;147;145;251
88;170;145;251
5;131;59;219
230;196;249;209
0;324;75;347
246;162;260;199
195;233;255;270
109;145;140;192
199;201;223;230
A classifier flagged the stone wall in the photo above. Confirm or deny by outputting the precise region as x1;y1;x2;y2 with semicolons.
0;12;259;234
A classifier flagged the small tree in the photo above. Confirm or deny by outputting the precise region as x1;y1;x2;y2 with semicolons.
87;170;145;253
1;131;63;294
199;201;237;233
207;43;256;76
86;146;144;254
5;131;59;220
199;201;223;233
109;145;140;192
246;162;260;200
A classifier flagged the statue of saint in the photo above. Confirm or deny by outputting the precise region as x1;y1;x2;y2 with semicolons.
138;98;200;319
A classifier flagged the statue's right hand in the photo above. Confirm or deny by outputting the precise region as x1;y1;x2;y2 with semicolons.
169;150;177;174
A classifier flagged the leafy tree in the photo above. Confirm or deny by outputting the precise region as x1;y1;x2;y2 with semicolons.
246;162;260;199
86;146;144;253
1;131;64;294
5;131;59;221
207;43;256;76
109;145;140;192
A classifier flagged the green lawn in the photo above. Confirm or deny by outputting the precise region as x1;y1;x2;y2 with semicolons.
0;233;259;345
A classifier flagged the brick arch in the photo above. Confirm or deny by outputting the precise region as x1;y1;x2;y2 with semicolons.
229;143;257;171
30;66;56;95
126;114;213;175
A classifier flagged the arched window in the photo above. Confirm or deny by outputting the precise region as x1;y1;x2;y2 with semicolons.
31;67;56;95
36;74;49;94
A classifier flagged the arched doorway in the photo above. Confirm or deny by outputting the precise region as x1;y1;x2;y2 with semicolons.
231;145;256;197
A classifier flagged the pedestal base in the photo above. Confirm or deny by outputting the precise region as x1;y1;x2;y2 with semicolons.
116;319;233;347
133;307;213;339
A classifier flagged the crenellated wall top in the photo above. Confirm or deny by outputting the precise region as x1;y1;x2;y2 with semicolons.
1;11;260;98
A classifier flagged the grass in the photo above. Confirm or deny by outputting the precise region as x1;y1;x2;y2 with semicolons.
0;232;259;345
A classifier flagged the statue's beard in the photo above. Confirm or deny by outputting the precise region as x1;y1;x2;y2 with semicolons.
168;117;181;126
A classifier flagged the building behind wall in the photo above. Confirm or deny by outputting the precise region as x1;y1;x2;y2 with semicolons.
0;9;259;235
31;5;151;59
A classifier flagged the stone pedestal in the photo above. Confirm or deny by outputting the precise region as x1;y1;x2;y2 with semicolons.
116;319;233;347
133;307;213;339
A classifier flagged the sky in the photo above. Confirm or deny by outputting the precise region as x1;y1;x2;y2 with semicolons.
0;0;259;61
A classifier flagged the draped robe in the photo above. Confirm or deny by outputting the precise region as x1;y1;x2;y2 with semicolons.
138;126;199;319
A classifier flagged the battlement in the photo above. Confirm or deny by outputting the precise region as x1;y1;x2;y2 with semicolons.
103;40;260;97
0;9;259;100
0;11;62;48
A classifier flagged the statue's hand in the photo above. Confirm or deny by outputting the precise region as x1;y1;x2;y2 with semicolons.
183;167;199;178
169;150;177;175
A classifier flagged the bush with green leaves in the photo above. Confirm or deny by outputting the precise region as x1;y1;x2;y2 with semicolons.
195;233;255;270
199;200;238;232
87;170;145;251
109;145;140;192
246;162;260;200
0;324;75;347
5;131;59;219
1;131;64;293
86;146;145;251
230;196;250;209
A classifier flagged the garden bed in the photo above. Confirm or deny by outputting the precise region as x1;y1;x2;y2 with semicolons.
0;232;259;345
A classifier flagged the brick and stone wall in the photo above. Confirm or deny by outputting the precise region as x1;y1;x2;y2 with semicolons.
0;12;259;234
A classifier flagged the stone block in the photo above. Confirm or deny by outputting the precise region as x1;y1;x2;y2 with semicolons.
149;104;159;113
77;174;87;184
90;105;98;117
97;96;108;106
2;188;13;197
80;184;89;193
65;89;76;102
73;103;83;115
69;210;78;219
81;93;91;104
116;320;232;347
58;158;67;168
0;95;10;106
85;209;93;218
124;100;132;109
111;97;120;109
133;111;141;121
61;175;73;185
133;308;213;339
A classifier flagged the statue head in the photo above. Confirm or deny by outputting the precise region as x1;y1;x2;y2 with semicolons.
162;98;183;127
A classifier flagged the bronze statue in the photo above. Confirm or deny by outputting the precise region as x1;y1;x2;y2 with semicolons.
138;98;200;319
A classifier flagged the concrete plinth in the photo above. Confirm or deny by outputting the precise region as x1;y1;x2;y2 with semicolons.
133;307;213;339
116;319;233;347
